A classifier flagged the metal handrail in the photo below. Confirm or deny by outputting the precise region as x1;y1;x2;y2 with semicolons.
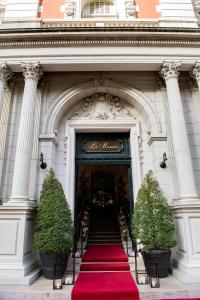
70;207;90;285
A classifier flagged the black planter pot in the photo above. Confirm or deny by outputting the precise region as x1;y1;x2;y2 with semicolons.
141;250;171;278
40;250;70;279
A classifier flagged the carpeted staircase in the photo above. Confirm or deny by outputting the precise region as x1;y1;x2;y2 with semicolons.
72;206;139;300
87;206;121;245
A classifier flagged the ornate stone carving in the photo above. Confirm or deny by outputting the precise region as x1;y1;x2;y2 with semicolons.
64;136;68;165
94;78;109;88
0;63;12;84
21;62;43;81
64;1;76;17
193;1;200;22
191;62;200;82
125;1;136;17
160;62;182;81
68;93;136;120
138;136;143;164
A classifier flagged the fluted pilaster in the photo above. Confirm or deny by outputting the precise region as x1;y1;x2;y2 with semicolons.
160;62;198;199
190;62;200;146
0;63;12;115
10;63;43;203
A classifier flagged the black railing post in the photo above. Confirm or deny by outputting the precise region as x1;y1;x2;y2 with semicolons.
133;240;138;272
72;234;76;285
81;232;83;257
125;230;129;256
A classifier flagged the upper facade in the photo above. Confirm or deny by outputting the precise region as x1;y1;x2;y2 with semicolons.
1;0;199;28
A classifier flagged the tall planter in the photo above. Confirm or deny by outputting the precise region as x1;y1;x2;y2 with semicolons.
33;169;74;279
41;251;70;279
141;250;171;278
132;170;176;278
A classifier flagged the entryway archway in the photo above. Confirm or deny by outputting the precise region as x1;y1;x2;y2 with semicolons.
75;132;133;234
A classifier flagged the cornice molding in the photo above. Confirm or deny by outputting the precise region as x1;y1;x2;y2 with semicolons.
1;37;200;48
39;134;59;146
147;134;167;145
1;28;200;48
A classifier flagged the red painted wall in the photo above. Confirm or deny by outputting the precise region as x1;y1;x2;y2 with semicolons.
135;0;160;18
38;0;64;18
38;0;160;19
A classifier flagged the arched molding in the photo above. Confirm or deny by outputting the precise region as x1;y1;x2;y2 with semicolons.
44;79;161;134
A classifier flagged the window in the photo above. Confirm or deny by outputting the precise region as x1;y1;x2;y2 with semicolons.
82;1;116;18
90;1;111;15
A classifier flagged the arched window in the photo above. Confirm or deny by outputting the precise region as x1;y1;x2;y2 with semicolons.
82;1;116;18
90;2;111;15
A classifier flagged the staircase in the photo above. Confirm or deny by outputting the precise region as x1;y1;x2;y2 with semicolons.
87;205;122;245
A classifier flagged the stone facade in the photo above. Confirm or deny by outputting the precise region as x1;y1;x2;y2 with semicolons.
0;0;200;287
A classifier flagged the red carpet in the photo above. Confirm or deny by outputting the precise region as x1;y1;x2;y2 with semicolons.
80;262;130;271
82;244;128;262
160;299;200;300
72;272;139;300
72;244;139;300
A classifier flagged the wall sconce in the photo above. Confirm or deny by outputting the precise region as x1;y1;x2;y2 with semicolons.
160;152;168;169
40;152;47;169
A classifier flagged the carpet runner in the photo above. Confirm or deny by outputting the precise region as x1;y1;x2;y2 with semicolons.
82;244;128;262
72;244;139;300
80;262;130;271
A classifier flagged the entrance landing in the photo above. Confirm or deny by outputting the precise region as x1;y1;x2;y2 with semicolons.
0;275;200;300
72;244;139;300
72;272;139;300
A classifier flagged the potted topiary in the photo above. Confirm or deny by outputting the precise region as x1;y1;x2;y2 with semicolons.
132;170;176;278
33;168;74;279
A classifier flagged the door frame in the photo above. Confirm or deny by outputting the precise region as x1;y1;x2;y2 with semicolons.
65;120;142;220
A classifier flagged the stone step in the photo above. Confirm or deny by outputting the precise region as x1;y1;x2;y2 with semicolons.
87;241;122;244
88;237;121;241
89;231;120;234
88;234;121;238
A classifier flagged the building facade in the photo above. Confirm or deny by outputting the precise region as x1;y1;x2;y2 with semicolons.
0;0;200;286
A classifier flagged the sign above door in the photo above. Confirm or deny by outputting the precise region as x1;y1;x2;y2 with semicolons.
83;139;123;153
75;132;131;163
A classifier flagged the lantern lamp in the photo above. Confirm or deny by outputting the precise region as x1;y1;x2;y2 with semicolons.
53;264;63;290
149;263;160;288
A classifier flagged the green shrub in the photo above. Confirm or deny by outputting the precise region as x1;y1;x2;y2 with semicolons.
132;170;176;251
33;168;74;254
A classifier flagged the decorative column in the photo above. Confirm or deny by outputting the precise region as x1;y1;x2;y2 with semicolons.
0;63;12;115
160;62;198;200
191;62;200;145
191;62;200;118
10;62;43;204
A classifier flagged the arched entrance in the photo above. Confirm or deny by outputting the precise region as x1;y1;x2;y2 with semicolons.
75;132;133;237
63;92;145;218
42;80;161;219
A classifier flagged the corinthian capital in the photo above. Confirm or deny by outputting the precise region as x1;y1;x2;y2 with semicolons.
191;62;200;82
0;63;13;83
21;62;43;81
160;62;182;81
